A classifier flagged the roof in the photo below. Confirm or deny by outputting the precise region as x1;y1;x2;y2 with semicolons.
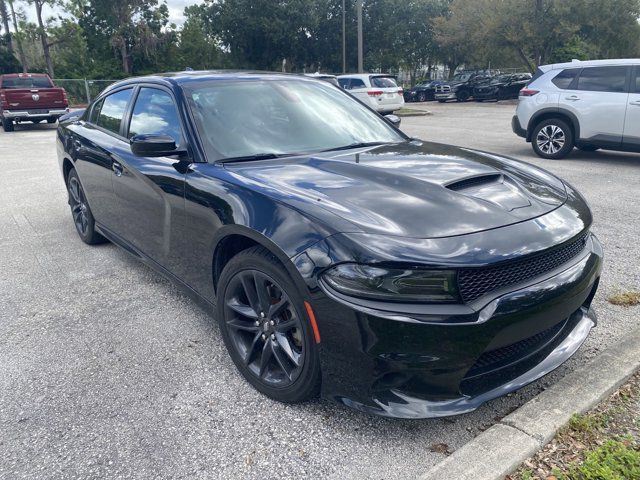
0;72;50;78
540;58;640;71
99;70;320;96
337;73;397;79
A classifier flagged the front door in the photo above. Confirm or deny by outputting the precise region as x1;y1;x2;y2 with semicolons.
622;65;640;148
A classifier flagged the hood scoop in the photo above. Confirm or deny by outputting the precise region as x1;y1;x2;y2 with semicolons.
446;174;503;192
446;174;531;212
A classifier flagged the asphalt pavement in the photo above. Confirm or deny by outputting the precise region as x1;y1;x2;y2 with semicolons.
0;101;638;479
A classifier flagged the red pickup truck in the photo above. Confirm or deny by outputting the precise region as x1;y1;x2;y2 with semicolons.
0;73;69;132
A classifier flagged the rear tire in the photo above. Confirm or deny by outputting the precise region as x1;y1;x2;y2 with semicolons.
216;246;321;403
66;169;107;245
2;117;14;132
531;118;574;159
47;117;57;124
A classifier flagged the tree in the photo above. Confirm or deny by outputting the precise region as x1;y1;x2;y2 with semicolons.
8;0;27;71
27;0;57;77
0;0;13;54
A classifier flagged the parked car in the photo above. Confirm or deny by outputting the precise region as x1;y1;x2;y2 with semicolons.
57;71;601;418
474;73;532;101
513;59;640;159
337;73;404;113
434;72;493;102
0;73;69;132
403;80;446;102
304;72;340;87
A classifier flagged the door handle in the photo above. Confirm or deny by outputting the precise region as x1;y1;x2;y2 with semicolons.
112;161;123;177
630;100;640;106
565;95;580;101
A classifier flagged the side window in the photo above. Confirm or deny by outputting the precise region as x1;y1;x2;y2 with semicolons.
96;89;133;135
338;78;350;89
88;98;104;124
552;68;580;89
128;88;183;145
350;78;366;89
576;66;627;93
634;67;640;93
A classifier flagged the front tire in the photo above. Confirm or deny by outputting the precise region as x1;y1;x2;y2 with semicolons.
456;91;470;102
417;92;427;102
216;246;321;403
531;118;574;159
2;117;14;132
66;169;107;245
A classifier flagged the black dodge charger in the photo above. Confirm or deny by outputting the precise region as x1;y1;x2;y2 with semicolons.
56;71;602;418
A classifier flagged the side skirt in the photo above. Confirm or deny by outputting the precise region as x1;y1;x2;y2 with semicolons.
95;222;217;314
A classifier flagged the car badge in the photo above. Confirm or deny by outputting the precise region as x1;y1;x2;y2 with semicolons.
32;93;40;101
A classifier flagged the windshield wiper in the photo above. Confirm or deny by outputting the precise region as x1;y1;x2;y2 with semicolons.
219;153;290;163
321;141;391;153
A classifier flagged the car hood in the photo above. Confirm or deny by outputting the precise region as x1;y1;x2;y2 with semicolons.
225;141;568;238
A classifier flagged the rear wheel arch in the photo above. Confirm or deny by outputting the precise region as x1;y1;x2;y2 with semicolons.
62;158;75;185
527;109;580;142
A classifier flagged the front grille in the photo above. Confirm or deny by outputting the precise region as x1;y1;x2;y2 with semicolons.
467;320;566;376
458;232;589;303
435;85;451;93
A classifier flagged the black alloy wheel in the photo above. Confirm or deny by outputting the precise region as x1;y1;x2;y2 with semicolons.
417;92;427;102
217;246;320;403
67;169;106;244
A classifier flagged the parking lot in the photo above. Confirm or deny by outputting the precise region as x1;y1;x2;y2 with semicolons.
1;101;639;480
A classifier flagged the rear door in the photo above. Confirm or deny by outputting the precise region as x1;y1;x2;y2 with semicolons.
112;85;187;270
557;65;630;144
71;88;134;231
622;66;640;148
343;77;370;104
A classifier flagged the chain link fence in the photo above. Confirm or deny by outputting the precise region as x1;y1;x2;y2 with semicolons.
54;79;119;107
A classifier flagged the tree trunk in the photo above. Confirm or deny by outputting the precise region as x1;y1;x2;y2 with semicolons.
0;0;12;53
8;0;27;72
447;62;459;80
34;0;54;77
119;42;131;75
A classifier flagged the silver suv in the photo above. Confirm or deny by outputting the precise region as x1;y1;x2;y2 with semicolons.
512;59;640;159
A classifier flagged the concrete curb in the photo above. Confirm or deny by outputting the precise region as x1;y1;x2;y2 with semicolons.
396;110;432;117
421;326;640;480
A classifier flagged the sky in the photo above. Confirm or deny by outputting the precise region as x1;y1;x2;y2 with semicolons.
23;0;205;27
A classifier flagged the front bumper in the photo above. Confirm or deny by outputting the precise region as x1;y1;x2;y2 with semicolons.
304;233;602;418
434;92;457;101
2;108;69;120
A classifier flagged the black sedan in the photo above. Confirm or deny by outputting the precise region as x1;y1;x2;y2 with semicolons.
404;80;444;102
57;71;602;418
474;73;532;101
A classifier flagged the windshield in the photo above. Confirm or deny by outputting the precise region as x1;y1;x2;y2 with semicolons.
1;76;53;89
452;74;472;82
492;75;511;83
186;79;404;161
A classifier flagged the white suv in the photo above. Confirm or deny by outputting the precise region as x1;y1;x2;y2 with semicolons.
337;74;404;114
513;58;640;159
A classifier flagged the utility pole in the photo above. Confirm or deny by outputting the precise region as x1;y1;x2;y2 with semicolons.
356;0;363;73
341;0;346;73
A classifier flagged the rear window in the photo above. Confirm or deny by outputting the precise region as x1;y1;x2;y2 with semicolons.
370;76;398;88
96;89;133;135
576;66;628;93
1;76;53;89
529;68;545;84
551;68;581;89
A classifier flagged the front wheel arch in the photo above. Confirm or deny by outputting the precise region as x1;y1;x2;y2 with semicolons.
211;226;310;299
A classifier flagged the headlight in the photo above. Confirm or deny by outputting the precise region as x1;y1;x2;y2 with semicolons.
321;264;459;303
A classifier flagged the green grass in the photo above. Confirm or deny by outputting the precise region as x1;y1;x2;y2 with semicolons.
554;439;640;480
567;412;610;434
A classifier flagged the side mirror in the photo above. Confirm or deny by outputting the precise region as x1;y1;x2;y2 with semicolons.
384;114;401;128
130;134;182;157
